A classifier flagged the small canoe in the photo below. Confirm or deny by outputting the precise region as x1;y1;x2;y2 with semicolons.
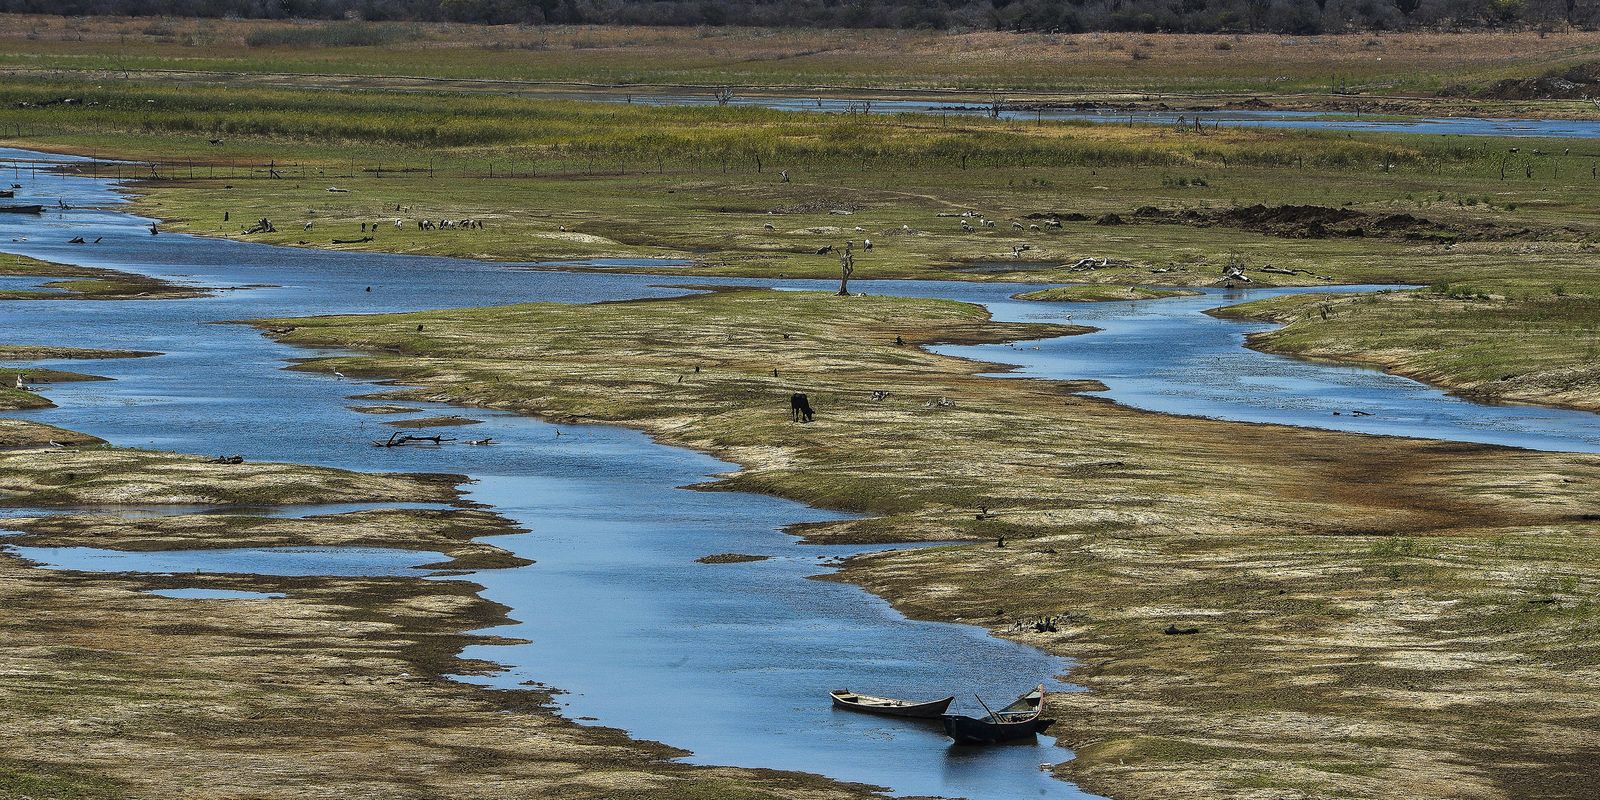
0;204;43;214
831;689;954;719
940;684;1050;744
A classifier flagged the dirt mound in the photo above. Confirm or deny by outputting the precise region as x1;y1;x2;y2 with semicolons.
1457;62;1600;100
1127;203;1545;242
1023;204;1558;241
1218;204;1363;228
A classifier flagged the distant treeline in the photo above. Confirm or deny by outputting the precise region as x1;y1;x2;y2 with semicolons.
6;0;1599;34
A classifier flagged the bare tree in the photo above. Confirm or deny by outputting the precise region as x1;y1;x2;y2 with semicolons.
837;241;855;296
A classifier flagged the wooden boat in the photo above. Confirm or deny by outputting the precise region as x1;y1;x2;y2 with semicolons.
0;204;42;214
940;684;1050;744
830;689;954;719
0;190;13;198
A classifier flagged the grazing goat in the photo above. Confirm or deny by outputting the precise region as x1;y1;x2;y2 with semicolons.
789;393;814;422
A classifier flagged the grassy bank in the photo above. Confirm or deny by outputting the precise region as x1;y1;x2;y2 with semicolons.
0;366;108;410
1214;288;1600;411
0;253;204;300
257;286;1600;799
0;418;103;447
0;444;460;506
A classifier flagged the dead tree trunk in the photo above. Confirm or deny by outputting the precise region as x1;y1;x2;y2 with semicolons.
837;241;855;296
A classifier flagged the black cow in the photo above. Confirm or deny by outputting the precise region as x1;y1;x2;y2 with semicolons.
790;393;814;422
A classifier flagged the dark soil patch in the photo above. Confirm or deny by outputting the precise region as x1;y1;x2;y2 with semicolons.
1452;61;1600;100
696;553;772;564
1130;203;1553;242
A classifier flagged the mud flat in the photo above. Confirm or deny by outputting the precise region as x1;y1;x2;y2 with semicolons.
0;427;889;800
256;285;1600;799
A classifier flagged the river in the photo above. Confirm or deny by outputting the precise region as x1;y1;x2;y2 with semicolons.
1;147;1596;800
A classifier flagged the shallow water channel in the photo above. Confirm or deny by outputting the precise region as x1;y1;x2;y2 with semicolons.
1;147;1597;799
549;91;1600;139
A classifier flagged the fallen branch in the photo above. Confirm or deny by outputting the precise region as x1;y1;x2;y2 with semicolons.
372;432;454;448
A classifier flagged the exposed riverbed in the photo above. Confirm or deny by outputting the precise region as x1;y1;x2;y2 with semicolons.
1;146;1597;800
0;148;1089;800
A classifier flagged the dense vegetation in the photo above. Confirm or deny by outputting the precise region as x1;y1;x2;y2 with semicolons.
0;78;1414;168
6;0;1599;34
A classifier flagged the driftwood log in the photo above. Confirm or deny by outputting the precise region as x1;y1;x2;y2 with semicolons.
373;432;453;448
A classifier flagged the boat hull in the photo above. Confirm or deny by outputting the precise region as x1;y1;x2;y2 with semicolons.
831;691;954;719
939;713;1048;744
